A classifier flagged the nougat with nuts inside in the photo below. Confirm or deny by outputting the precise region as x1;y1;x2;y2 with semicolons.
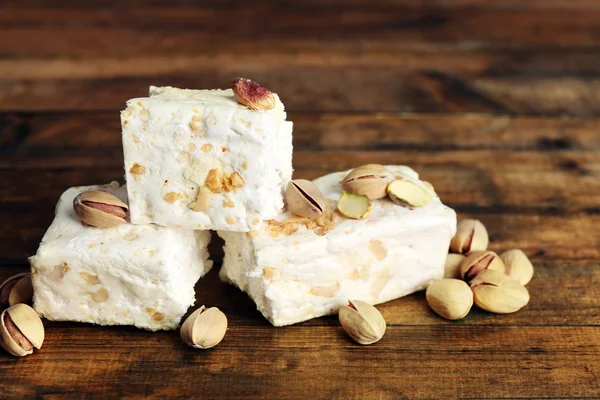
219;166;456;326
121;82;293;232
28;182;212;331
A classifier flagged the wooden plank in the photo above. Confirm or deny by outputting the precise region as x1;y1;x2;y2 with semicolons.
3;56;600;114
0;325;598;398
2;7;600;113
2;6;600;56
4;112;600;151
5;0;600;10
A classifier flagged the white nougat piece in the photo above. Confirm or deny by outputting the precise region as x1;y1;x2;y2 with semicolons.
121;86;293;232
219;166;457;326
28;182;212;331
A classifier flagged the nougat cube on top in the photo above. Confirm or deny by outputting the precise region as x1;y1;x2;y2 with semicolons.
219;166;457;326
121;86;293;232
28;182;212;331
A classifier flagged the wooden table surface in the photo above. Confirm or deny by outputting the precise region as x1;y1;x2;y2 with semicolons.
1;1;600;398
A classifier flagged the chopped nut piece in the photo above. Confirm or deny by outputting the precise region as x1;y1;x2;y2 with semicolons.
230;172;245;188
163;192;182;204
283;223;299;236
129;163;146;175
79;272;101;285
201;144;213;152
205;169;223;193
368;240;387;261
92;288;109;303
226;216;237;225
310;283;339;298
224;199;235;208
152;312;165;322
189;187;212;212
263;267;276;278
246;231;260;238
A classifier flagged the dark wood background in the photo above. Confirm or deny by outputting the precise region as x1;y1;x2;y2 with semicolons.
1;1;600;398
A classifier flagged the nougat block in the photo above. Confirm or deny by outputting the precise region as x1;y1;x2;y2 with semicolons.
219;166;457;326
28;182;212;331
121;86;293;232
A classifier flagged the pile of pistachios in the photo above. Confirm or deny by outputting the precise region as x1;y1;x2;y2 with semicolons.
426;219;534;320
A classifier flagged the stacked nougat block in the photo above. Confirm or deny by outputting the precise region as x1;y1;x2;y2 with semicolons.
29;85;293;330
29;81;456;329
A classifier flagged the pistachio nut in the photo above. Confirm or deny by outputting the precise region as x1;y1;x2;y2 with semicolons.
422;181;437;195
180;306;227;349
9;274;33;307
450;219;489;254
0;304;45;357
339;300;386;345
73;190;128;228
470;270;530;314
285;180;326;219
386;179;433;208
460;250;505;282
444;254;466;280
1;273;32;309
341;164;394;200
337;192;371;219
500;249;534;285
426;279;473;320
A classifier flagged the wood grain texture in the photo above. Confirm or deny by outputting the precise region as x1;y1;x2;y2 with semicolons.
0;325;599;399
1;0;600;398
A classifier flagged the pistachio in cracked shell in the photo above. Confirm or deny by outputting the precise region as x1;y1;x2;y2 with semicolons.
470;270;530;314
386;179;433;208
73;190;128;228
460;250;505;282
285;180;326;219
426;279;473;320
341;164;395;200
0;304;45;357
337;192;371;219
1;273;33;309
500;249;534;285
444;254;466;280
180;306;227;349
339;300;386;345
450;219;489;254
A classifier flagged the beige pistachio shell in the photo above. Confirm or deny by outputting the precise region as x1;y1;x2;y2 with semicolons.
460;250;505;282
470;270;530;314
386;179;433;208
450;219;489;254
500;249;534;285
426;279;473;320
0;304;44;357
337;193;371;219
180;306;228;349
444;254;466;280
285;180;326;219
8;274;33;307
339;300;386;345
341;164;395;200
73;190;129;228
1;273;30;308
